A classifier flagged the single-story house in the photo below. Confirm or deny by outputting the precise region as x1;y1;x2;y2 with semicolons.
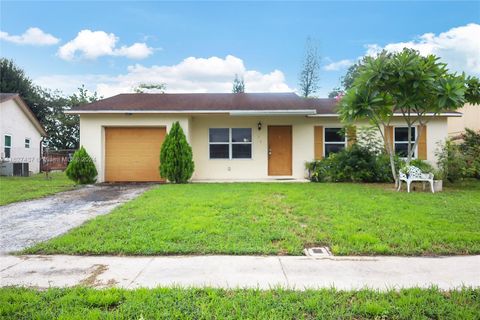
0;93;47;175
69;92;460;182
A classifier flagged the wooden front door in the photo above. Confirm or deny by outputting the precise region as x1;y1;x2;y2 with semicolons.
268;126;292;176
105;127;166;182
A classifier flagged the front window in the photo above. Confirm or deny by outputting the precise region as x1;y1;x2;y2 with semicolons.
394;127;416;158
25;138;30;149
324;128;346;157
4;135;11;159
209;128;252;159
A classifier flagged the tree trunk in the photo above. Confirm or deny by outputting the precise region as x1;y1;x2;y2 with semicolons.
407;124;413;164
383;126;398;186
409;131;421;161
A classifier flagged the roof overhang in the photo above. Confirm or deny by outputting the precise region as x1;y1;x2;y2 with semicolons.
66;109;318;116
67;109;462;118
307;112;462;118
229;109;316;116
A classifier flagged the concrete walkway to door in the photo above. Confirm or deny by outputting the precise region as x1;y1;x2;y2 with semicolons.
1;254;478;290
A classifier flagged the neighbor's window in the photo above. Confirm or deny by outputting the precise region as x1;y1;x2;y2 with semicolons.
324;128;346;157
4;135;11;159
25;138;30;149
394;127;416;158
209;128;252;159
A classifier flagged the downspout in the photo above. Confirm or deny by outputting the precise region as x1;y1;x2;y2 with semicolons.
39;136;45;172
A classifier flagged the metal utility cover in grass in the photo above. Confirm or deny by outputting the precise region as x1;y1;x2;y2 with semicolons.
304;247;333;257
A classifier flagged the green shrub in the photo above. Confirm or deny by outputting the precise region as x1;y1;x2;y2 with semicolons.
436;139;467;183
307;144;398;183
65;146;97;184
459;129;480;179
160;121;194;183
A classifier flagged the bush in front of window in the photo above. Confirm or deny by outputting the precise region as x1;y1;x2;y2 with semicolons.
65;146;97;184
307;144;401;183
160;121;194;183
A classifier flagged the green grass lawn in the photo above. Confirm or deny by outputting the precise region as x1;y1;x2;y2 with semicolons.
0;172;76;206
1;287;478;319
24;180;480;256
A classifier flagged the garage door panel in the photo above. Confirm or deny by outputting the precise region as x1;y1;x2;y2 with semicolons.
105;127;166;182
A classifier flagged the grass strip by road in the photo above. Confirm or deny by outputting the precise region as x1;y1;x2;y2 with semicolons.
1;287;479;319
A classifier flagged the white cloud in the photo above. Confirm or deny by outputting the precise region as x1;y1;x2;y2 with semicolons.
57;29;153;60
323;59;354;71
0;27;59;45
325;23;480;76
367;23;480;75
35;55;293;97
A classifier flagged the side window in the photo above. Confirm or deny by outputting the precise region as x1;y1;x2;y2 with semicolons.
394;127;416;158
25;138;31;149
4;135;12;159
324;128;345;157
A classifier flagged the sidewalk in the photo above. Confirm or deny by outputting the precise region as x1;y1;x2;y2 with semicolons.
1;254;479;290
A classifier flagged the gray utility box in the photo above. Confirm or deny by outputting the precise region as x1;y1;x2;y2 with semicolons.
0;162;29;176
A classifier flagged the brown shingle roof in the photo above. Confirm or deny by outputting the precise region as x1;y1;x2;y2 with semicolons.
71;92;339;114
0;93;19;103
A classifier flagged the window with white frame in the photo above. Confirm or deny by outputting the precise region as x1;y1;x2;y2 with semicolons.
25;138;31;148
324;128;346;157
4;135;12;159
209;128;252;159
394;127;416;158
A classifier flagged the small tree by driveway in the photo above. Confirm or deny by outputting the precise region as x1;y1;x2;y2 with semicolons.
65;146;97;184
160;121;194;183
340;48;480;183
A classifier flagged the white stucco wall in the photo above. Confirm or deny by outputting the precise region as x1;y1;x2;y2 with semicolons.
79;113;449;182
190;115;315;180
0;99;43;173
79;114;191;182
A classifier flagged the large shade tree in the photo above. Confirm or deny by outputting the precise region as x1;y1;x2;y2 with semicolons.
339;48;480;183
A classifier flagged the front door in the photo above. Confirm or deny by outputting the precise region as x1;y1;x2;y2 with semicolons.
268;125;292;176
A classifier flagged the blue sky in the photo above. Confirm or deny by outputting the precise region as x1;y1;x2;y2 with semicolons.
1;1;479;97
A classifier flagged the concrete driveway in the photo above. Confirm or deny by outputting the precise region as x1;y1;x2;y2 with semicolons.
0;184;151;254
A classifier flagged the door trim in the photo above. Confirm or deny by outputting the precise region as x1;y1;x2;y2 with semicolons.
267;125;292;176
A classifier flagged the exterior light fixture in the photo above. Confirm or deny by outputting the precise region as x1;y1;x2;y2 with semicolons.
258;121;262;131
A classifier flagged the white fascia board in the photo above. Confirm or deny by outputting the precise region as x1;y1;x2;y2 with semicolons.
229;109;317;116
66;109;318;115
65;110;231;114
307;112;462;118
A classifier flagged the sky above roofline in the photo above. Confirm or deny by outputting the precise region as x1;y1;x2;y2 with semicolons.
1;1;479;98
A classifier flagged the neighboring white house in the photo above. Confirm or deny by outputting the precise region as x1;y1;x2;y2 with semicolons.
0;93;47;175
68;92;460;183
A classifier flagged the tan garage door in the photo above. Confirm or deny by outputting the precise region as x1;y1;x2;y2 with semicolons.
105;127;166;182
